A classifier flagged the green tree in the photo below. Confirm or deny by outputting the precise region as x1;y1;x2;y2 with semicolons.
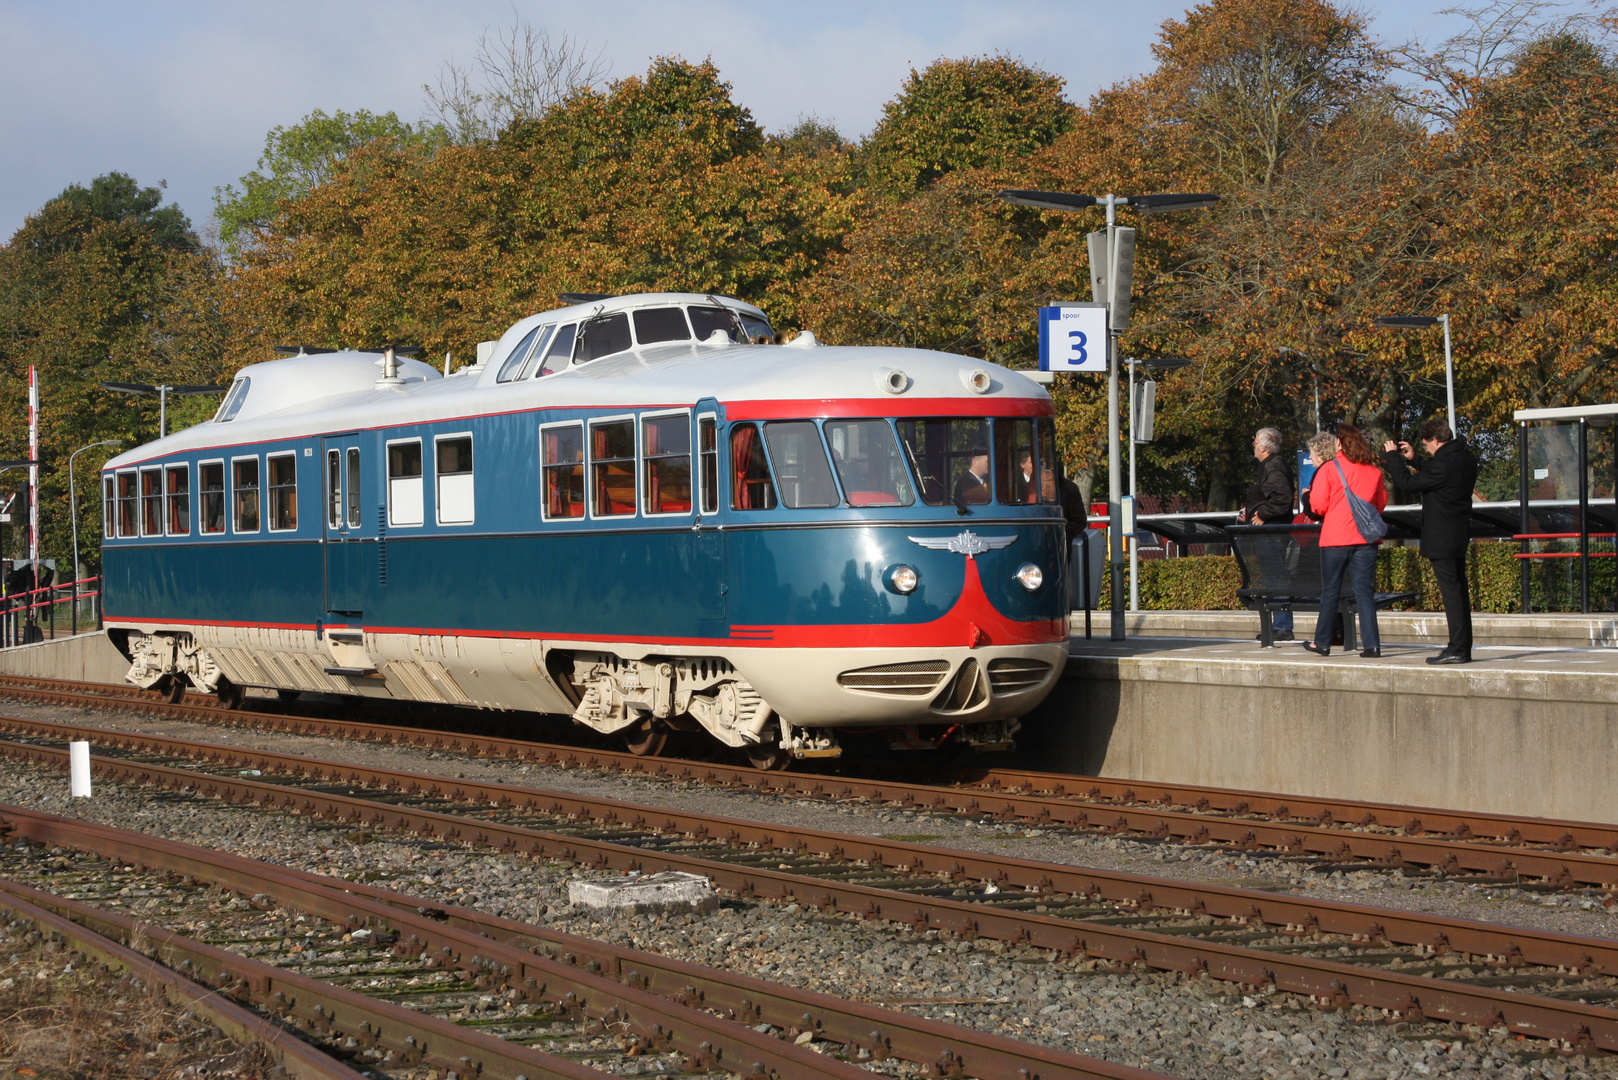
0;175;228;572
213;109;442;258
857;55;1076;197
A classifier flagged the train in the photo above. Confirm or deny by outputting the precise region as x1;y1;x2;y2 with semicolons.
99;292;1070;768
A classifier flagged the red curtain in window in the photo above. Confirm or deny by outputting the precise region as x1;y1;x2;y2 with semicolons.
731;424;757;510
544;431;562;517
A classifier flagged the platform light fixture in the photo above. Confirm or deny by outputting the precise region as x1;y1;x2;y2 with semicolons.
1374;315;1455;435
1000;189;1219;640
101;383;227;438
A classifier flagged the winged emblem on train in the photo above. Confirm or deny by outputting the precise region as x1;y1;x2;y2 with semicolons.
908;530;1018;557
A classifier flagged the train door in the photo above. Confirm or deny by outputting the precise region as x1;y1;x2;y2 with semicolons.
694;405;726;633
322;434;371;617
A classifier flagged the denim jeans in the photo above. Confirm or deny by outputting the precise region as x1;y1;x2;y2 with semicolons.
1314;543;1380;651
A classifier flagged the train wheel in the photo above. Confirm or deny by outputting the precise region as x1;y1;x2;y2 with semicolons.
216;679;245;711
623;719;668;757
163;676;188;704
744;728;791;771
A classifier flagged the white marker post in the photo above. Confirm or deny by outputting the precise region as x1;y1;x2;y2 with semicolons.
69;741;91;798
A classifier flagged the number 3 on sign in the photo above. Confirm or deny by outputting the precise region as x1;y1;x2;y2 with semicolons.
1068;330;1087;365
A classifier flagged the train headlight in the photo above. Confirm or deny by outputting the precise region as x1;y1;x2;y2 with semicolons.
1015;563;1044;591
886;564;919;594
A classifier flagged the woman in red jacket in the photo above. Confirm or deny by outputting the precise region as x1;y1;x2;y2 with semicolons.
1303;423;1389;658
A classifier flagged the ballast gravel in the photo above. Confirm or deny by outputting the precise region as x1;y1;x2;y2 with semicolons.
0;702;1605;1077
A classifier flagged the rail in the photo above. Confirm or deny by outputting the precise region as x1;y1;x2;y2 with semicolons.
0;575;100;646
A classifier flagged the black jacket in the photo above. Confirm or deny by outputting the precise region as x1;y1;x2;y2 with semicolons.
1243;454;1293;524
1384;439;1478;559
1058;476;1088;546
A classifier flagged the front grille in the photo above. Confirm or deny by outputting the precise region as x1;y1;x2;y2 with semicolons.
931;658;988;713
837;660;949;696
986;658;1053;694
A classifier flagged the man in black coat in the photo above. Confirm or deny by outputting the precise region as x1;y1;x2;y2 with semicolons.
1240;427;1296;640
1385;418;1480;664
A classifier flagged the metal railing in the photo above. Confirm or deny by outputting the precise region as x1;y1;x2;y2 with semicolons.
0;576;101;647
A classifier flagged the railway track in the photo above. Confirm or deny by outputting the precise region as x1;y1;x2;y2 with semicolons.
0;715;1615;1056
0;802;1173;1080
4;673;1616;892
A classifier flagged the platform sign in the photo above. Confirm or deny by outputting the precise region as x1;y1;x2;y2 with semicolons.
1038;304;1108;372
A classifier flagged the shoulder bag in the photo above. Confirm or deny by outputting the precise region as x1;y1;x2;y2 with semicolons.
1332;458;1387;543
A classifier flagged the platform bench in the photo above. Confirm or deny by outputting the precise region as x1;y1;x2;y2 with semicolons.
1225;524;1418;649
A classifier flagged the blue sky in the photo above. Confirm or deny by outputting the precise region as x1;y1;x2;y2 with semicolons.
0;1;1465;240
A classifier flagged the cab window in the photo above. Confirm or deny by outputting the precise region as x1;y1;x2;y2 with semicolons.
633;307;691;346
896;418;990;507
576;313;631;363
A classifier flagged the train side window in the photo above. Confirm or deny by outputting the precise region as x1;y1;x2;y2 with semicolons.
762;421;838;508
199;462;225;534
115;471;137;537
896;418;991;507
267;453;298;531
495;325;543;383
825;420;915;507
345;448;361;528
576;313;631;363
102;477;115;539
232;457;260;533
642;413;692;515
994;419;1038;505
536;324;577;377
541;422;585;519
633;308;691;346
165;464;190;536
387;440;423;526
590;419;637;516
140;468;163;536
326;450;341;529
698;415;718;514
729;423;777;510
435;435;474;525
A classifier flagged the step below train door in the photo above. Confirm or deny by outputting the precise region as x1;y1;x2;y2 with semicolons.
322;433;372;619
694;404;727;636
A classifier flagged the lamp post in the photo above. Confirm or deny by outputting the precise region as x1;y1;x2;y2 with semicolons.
69;440;123;596
100;383;225;439
1000;189;1218;640
1374;315;1454;435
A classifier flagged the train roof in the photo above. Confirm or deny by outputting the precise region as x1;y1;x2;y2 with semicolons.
104;292;1051;469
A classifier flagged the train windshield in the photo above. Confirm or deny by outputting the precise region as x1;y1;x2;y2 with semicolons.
689;306;774;344
825;420;914;507
896;419;990;507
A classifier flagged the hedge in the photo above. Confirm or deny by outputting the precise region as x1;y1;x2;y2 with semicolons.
1091;540;1602;613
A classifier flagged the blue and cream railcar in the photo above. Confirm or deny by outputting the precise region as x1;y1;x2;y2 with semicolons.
101;293;1070;767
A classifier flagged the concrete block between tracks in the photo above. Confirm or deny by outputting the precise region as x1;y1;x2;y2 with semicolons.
568;871;719;917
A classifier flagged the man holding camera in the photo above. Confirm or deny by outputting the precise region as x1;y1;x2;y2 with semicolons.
1384;419;1479;664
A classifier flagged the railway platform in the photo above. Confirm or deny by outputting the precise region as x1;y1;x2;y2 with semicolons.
1019;620;1618;826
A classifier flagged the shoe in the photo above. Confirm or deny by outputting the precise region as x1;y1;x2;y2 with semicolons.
1426;651;1472;665
1302;641;1330;657
1255;630;1295;642
1360;648;1381;658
